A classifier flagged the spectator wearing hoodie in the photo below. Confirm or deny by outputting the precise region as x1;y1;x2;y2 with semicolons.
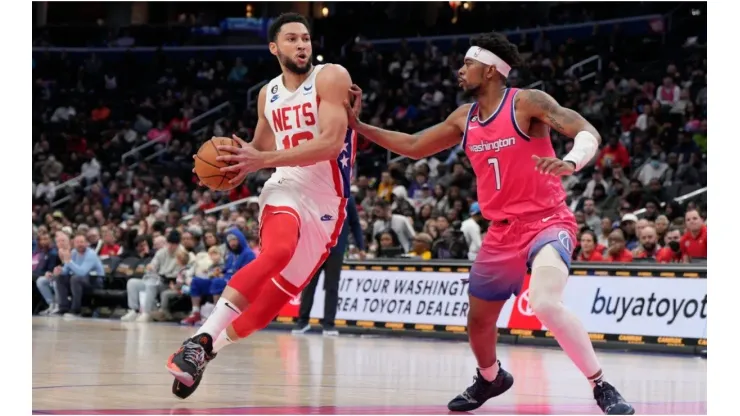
221;227;255;283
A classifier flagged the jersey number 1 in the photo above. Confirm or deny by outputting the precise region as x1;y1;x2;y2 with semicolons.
282;131;314;149
487;157;502;190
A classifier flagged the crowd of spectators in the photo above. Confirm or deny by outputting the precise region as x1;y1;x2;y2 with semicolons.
32;11;707;320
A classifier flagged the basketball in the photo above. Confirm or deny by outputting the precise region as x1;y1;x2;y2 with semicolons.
193;137;241;191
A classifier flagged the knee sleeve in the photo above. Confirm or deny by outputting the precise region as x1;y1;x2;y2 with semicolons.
529;244;569;318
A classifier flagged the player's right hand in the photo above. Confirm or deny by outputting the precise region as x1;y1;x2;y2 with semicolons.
343;84;363;129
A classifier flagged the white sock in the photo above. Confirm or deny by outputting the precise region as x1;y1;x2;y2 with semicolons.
478;361;500;382
192;306;200;312
194;297;242;339
213;329;235;353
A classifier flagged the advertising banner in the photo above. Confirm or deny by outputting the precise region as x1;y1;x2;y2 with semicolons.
280;268;707;341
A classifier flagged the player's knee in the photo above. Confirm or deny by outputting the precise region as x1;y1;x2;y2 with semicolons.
261;239;297;268
529;278;561;318
467;305;497;329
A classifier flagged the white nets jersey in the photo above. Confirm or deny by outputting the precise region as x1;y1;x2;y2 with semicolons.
263;64;357;199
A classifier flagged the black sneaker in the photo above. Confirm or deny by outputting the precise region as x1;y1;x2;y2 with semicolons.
594;381;635;415
166;333;217;390
448;362;514;412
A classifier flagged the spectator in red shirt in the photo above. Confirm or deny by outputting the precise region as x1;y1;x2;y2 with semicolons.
656;227;684;263
576;230;604;262
98;228;123;259
596;136;630;170
681;209;707;262
605;229;634;263
632;226;660;260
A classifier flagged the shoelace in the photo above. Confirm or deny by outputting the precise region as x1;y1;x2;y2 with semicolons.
466;375;487;398
183;343;206;370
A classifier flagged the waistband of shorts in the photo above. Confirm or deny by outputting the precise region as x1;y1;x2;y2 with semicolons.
489;205;569;226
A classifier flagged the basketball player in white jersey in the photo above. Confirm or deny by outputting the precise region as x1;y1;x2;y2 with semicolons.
166;13;356;399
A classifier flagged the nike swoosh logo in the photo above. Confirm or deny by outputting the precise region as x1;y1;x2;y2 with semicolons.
224;302;239;314
542;215;555;223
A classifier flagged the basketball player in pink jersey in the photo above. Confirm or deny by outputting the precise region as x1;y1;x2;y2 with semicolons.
344;32;634;415
166;13;356;399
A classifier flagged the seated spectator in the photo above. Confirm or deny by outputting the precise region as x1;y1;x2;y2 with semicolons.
121;231;188;322
605;229;634;263
633;226;660;260
597;217;612;247
656;226;684;263
53;233;105;317
582;198;602;235
153;249;194;322
681;209;707;262
87;227;102;254
408;233;433;260
374;229;405;258
181;229;205;254
372;200;416;252
98;227;123;259
34;231;59;314
576;230;604;262
654;215;670;245
180;246;225;325
619;214;639;250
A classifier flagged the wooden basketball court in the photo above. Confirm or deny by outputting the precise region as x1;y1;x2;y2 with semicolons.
32;317;706;415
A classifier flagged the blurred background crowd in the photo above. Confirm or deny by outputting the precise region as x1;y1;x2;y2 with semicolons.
32;1;707;319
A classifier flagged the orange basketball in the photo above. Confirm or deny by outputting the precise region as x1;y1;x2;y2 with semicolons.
193;137;241;191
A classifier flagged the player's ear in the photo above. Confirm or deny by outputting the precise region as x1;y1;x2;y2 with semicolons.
487;65;497;80
268;42;278;57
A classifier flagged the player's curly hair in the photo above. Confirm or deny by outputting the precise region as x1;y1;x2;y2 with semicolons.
268;13;311;43
470;32;523;68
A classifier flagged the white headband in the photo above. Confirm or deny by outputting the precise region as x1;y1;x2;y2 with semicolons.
465;46;511;78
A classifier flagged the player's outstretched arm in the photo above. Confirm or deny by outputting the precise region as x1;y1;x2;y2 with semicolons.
261;64;351;167
345;85;466;160
515;89;601;175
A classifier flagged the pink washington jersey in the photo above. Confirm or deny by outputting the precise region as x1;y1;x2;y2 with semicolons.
462;87;568;220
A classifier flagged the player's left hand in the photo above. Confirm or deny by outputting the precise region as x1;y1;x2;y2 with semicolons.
531;155;575;176
216;134;266;184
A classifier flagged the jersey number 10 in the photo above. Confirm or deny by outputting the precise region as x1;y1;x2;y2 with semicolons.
487;157;502;190
281;131;314;149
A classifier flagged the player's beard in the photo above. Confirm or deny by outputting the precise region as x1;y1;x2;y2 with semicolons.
278;50;312;75
461;84;481;100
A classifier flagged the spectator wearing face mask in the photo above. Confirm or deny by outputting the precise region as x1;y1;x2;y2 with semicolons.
681;209;707;262
656;226;684;263
636;155;669;186
633;226;660;260
606;229;634;263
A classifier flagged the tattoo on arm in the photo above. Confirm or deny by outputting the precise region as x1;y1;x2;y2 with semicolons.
516;90;590;138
